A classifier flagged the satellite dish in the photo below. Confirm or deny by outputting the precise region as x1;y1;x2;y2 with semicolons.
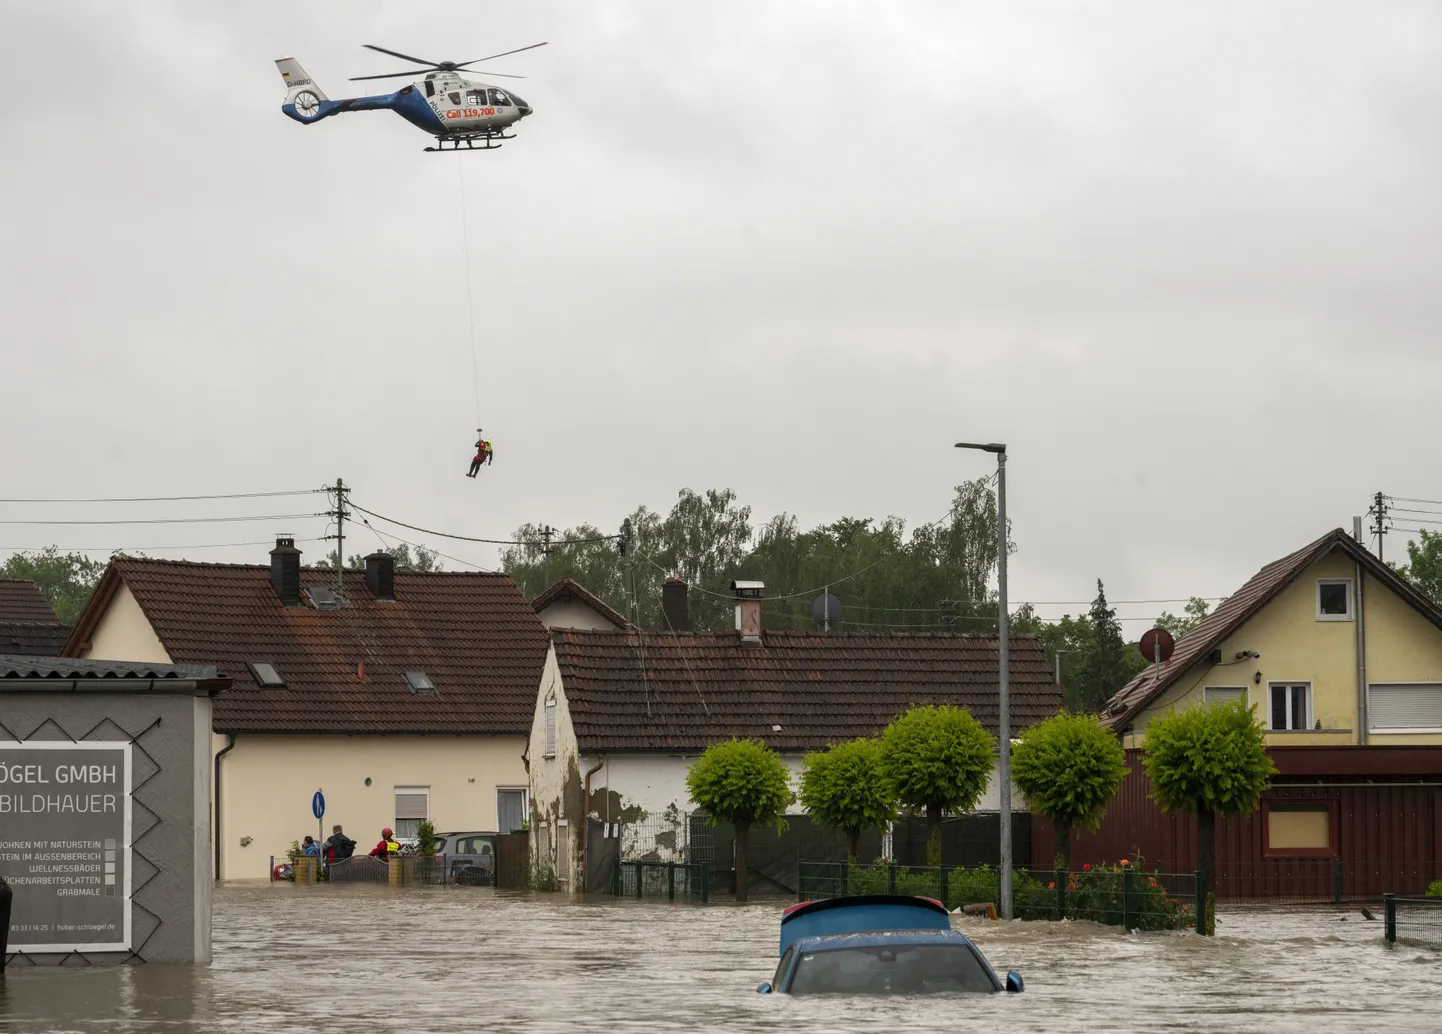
1138;627;1176;664
811;592;843;628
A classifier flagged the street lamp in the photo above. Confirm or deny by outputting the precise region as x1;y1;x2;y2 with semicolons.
955;441;1011;920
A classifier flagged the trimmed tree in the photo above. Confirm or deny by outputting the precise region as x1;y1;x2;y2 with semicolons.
798;738;893;862
686;738;794;903
1011;712;1128;871
879;705;996;865
1143;700;1276;934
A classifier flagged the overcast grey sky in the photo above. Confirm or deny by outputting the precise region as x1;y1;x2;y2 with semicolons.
2;1;1439;627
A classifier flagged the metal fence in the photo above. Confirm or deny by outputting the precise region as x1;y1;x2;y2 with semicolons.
798;861;1201;933
1384;894;1442;947
269;854;493;887
613;860;712;902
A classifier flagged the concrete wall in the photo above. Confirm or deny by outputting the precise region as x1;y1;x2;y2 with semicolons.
1;690;212;965
80;582;171;666
215;732;527;880
1125;551;1442;747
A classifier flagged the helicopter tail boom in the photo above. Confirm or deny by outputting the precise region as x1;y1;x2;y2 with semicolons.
276;58;329;103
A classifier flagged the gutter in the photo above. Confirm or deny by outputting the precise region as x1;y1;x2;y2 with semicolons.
580;755;606;891
1356;560;1368;745
214;734;237;880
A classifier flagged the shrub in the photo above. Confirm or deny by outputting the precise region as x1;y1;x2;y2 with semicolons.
1427;880;1442;899
1011;712;1128;870
799;738;893;861
416;819;438;857
879;705;996;865
687;738;794;902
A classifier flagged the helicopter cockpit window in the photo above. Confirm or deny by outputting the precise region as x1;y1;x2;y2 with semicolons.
448;92;462;105
424;80;436;98
489;88;511;106
466;90;484;106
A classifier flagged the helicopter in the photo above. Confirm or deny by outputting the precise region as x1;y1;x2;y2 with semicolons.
276;43;546;152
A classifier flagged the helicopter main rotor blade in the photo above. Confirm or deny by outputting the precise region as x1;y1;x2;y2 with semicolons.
454;41;548;66
362;44;442;67
349;70;441;81
463;70;527;79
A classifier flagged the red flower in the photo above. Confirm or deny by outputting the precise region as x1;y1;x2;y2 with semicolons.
1067;882;1077;891
1083;863;1091;871
1120;859;1131;867
1047;881;1055;890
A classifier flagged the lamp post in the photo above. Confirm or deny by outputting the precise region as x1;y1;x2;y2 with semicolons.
955;441;1011;920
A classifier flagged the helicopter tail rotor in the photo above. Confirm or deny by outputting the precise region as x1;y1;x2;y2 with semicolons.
276;57;329;112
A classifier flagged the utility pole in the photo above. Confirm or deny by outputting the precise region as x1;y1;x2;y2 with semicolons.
325;479;350;592
618;518;635;627
1368;492;1390;562
1054;649;1068;687
955;441;1011;920
540;524;555;586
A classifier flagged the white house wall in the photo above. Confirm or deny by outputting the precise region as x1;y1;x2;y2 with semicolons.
536;599;620;631
215;732;527;880
526;644;583;887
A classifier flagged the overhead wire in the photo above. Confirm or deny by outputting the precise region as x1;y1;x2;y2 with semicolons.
0;513;326;526
0;538;325;554
354;514;498;573
349;500;618;547
0;489;324;504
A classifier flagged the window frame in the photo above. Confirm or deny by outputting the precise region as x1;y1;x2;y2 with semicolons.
1261;798;1339;859
393;785;430;840
497;787;529;834
246;661;285;688
1316;578;1354;622
1203;686;1247;707
556;819;570;880
1266;682;1313;731
543;697;557;758
1366;681;1442;733
404;669;436;694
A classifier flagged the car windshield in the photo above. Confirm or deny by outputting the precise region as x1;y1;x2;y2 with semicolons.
788;943;996;995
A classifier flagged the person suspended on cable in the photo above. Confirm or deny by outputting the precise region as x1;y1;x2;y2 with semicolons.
467;430;494;477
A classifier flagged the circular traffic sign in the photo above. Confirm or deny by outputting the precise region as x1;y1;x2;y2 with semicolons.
312;789;325;820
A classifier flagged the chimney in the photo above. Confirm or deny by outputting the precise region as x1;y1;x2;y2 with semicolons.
270;535;301;606
662;578;689;632
731;580;764;642
365;551;396;601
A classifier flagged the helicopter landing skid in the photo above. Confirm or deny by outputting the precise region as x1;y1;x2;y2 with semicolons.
425;132;517;153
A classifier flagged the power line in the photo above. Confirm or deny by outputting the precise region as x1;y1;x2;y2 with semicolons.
1390;496;1442;507
354;515;498;573
349;500;618;548
0;513;325;527
0;538;324;554
0;490;323;504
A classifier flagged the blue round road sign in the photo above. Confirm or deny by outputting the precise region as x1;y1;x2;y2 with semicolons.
312;790;325;820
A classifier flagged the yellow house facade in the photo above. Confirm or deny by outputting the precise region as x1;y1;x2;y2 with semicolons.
1105;528;1442;749
63;542;548;879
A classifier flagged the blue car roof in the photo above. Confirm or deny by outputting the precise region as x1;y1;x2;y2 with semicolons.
790;929;976;953
779;895;952;956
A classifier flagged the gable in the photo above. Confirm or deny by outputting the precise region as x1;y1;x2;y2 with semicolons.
79;580;173;665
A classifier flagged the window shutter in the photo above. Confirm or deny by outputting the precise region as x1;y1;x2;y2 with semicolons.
557;822;569;879
545;699;557;756
394;789;429;820
537;825;550;866
1369;684;1442;730
1204;687;1245;706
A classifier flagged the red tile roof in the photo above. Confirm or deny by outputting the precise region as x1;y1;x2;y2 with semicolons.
532;577;626;630
0;580;61;623
64;559;548;734
552;629;1062;752
1101;528;1442;731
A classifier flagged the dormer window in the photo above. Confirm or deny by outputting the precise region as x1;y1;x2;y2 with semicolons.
248;662;285;688
404;670;436;694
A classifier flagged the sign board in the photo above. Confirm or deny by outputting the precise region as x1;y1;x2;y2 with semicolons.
0;742;131;953
312;789;325;820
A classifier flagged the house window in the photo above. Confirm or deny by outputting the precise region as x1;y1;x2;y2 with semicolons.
1204;686;1246;707
404;670;436;693
1317;579;1353;621
1368;683;1442;732
394;786;429;839
1268;683;1312;731
544;698;557;758
247;661;285;687
1263;801;1337;858
497;788;527;833
557;820;569;880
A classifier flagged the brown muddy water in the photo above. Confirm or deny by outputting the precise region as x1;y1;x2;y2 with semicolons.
0;883;1434;1033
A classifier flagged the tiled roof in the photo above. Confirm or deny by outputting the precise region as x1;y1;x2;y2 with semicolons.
1101;528;1442;731
65;559;548;734
532;577;626;629
552;629;1062;752
0;580;61;623
0;654;222;681
0;580;69;656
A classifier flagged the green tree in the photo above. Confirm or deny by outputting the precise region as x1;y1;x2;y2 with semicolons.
415;819;438;857
0;547;105;626
798;738;893;861
1010;713;1128;870
314;542;443;572
1155;597;1211;639
1142;700;1276;934
879;705;996;865
1397;529;1442;603
1075;580;1127;714
685;738;794;902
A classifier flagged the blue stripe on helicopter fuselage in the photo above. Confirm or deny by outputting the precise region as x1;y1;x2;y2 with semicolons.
280;89;444;134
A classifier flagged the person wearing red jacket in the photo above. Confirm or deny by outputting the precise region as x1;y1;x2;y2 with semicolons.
369;827;401;858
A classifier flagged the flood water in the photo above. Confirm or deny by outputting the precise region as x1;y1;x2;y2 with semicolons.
0;883;1433;1033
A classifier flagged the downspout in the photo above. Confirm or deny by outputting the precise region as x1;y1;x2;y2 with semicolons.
581;755;606;892
214;734;237;880
1356;561;1367;745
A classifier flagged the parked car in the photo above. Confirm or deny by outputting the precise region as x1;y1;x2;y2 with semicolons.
757;895;1023;996
432;831;498;885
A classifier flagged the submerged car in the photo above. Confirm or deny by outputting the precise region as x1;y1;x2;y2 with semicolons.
431;831;498;885
757;895;1023;996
